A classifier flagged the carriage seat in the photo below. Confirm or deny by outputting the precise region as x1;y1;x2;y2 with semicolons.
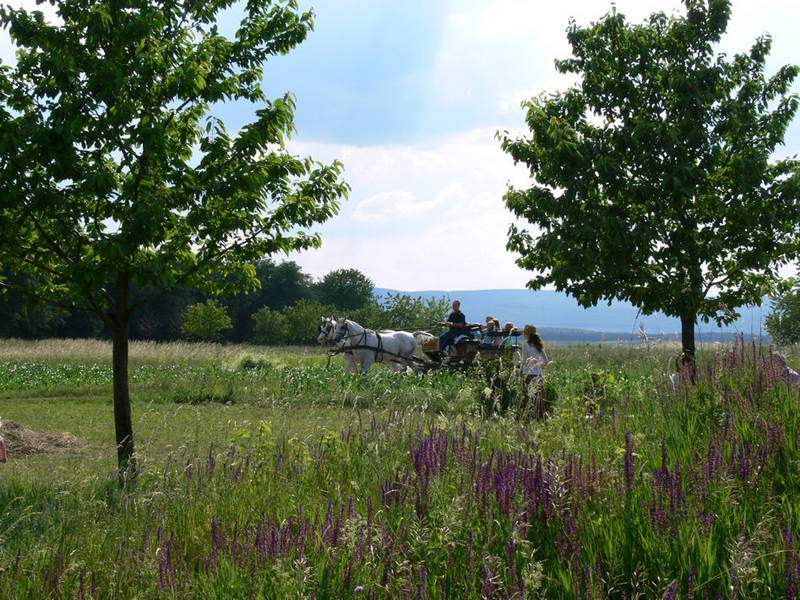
422;338;440;353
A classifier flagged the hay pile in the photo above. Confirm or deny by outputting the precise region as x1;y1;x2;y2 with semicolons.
0;420;87;457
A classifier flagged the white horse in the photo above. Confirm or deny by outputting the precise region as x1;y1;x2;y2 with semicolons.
317;316;358;373
333;318;419;374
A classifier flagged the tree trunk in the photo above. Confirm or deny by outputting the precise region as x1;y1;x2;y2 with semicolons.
680;311;697;383
112;322;136;483
111;273;137;484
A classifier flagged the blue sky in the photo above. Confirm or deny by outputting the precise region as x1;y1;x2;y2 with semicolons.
2;0;799;291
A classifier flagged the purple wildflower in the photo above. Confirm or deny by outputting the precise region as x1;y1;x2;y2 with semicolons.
624;431;635;493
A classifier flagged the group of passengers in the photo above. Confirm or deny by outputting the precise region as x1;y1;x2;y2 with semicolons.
437;299;551;417
480;316;517;347
437;299;550;393
437;300;520;351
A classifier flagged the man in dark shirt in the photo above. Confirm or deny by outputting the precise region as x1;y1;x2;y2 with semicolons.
438;299;469;352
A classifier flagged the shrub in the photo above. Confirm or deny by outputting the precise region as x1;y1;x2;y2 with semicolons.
251;306;289;344
475;358;522;417
181;299;233;342
765;282;800;345
280;299;337;344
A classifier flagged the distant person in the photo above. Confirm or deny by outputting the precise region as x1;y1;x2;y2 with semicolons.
438;300;469;352
491;319;503;346
501;321;517;346
481;315;494;335
520;324;550;418
775;353;800;385
481;317;502;347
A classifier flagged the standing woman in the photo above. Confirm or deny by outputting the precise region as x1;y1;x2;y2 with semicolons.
521;325;550;418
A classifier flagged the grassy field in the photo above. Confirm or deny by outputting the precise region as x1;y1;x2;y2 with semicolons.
0;337;798;598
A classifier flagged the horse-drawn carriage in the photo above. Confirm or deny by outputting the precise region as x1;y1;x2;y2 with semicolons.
417;323;521;371
318;317;521;374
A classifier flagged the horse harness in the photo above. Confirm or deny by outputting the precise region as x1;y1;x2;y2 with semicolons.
334;325;387;362
328;322;427;366
321;320;354;367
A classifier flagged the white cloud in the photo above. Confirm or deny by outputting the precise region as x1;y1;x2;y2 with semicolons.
426;0;800;136
288;112;799;290
354;189;444;222
428;0;688;119
287;128;535;290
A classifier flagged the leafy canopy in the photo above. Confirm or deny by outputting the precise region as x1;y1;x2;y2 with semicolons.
315;268;375;311
501;0;800;332
0;0;348;319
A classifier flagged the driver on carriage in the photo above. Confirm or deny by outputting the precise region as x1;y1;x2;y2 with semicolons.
438;300;472;352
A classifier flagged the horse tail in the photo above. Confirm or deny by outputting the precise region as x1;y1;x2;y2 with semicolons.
413;331;435;344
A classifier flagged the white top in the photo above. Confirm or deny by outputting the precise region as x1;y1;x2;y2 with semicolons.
521;341;549;375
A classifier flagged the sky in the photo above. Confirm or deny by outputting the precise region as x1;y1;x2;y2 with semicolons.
2;0;799;291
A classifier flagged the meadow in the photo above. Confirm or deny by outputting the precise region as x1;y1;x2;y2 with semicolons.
0;337;798;599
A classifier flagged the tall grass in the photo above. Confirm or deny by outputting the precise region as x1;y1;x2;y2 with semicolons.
0;338;798;597
0;338;326;367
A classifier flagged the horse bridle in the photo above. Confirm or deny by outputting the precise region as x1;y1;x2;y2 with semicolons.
319;319;335;339
334;320;354;343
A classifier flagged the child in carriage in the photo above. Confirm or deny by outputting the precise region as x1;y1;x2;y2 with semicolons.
480;317;503;347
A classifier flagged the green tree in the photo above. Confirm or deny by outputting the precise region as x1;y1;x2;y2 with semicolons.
182;299;232;342
129;282;200;341
375;292;450;330
251;305;290;344
281;299;337;344
766;280;800;345
500;0;800;367
225;259;314;342
316;268;374;311
0;0;348;480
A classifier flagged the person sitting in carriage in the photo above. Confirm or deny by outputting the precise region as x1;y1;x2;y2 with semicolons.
501;321;520;346
480;317;503;348
438;299;472;352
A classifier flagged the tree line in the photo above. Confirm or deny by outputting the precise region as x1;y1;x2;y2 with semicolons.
0;264;449;345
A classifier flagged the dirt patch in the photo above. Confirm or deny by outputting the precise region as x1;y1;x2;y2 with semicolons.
0;420;87;457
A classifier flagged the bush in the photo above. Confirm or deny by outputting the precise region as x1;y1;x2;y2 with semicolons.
373;292;450;330
281;299;338;344
766;282;800;345
475;358;522;417
181;299;232;342
251;306;289;344
236;355;273;370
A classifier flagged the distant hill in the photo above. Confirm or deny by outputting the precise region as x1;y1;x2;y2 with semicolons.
375;288;770;345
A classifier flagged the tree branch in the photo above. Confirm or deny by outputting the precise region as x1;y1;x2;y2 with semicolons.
0;280;94;314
